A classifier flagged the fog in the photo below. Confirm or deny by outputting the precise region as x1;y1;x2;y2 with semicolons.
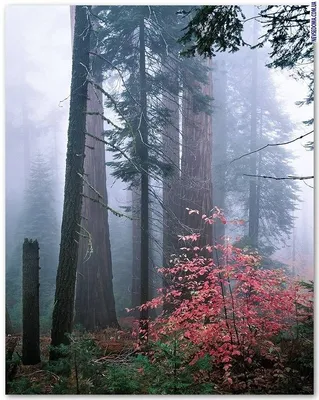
5;5;314;325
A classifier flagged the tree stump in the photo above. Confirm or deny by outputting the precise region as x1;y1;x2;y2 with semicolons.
22;239;41;365
6;306;14;335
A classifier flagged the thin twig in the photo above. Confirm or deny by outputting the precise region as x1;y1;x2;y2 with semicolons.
22;370;60;381
303;180;314;189
243;173;314;181
230;131;313;164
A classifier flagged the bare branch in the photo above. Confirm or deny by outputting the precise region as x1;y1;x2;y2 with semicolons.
243;173;314;181
230;131;313;164
302;180;314;189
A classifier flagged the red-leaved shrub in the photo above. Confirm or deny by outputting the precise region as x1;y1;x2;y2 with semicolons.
137;211;313;385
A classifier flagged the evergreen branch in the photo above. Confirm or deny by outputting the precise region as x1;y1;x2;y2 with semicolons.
85;111;122;131
230;131;313;164
87;80;131;126
85;131;140;175
89;51;141;108
87;80;142;160
81;194;132;219
148;6;169;55
87;131;162;182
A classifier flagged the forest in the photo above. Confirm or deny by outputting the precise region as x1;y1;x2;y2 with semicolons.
5;4;314;395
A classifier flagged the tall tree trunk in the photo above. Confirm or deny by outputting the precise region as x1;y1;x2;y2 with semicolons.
50;6;91;358
138;11;149;340
162;61;180;311
162;65;180;266
255;109;263;245
148;193;156;320
212;57;227;245
71;6;119;331
131;181;155;319
248;20;258;248
22;239;40;365
131;183;141;310
181;59;213;248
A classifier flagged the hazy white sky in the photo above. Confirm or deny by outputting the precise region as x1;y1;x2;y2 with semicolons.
6;6;72;121
5;4;313;169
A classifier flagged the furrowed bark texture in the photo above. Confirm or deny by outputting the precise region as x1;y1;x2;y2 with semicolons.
22;239;40;365
71;5;119;331
50;5;91;358
248;20;258;248
162;63;180;268
6;306;14;335
162;60;180;312
181;58;213;248
138;10;149;340
131;183;141;309
212;58;227;245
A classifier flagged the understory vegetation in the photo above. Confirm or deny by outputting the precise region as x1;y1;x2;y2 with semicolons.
7;217;313;395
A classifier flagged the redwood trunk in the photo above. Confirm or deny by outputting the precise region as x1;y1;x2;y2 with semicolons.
70;6;119;331
212;58;227;245
181;59;213;248
248;21;258;248
162;65;180;268
138;11;149;340
162;62;180;311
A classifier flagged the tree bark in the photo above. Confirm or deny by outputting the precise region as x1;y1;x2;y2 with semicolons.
131;183;141;309
212;58;227;245
71;5;119;331
138;10;149;341
162;61;180;312
22;239;40;365
162;64;180;266
248;20;258;248
181;58;213;249
6;306;14;335
255;109;263;244
50;5;91;358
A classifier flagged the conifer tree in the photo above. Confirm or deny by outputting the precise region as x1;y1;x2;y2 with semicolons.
90;7;214;323
6;154;59;330
50;5;91;357
213;45;300;252
70;5;119;331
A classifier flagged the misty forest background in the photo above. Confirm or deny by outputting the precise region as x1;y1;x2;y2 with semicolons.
5;4;314;395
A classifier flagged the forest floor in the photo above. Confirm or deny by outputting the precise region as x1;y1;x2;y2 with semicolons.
6;327;313;395
6;329;135;394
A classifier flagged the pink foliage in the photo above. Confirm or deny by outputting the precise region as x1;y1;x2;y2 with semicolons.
139;212;313;378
